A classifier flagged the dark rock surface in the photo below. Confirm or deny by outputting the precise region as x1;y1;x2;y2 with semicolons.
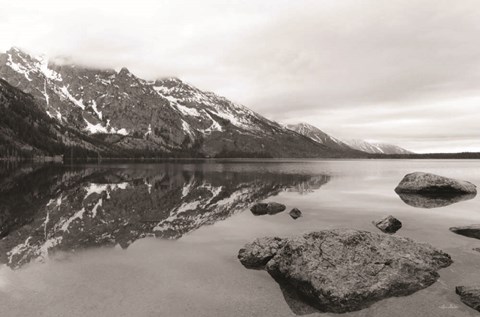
450;225;480;240
456;286;480;312
373;215;402;233
238;229;452;313
289;208;302;219
250;202;286;215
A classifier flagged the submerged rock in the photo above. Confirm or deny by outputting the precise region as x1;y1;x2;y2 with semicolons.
238;229;452;313
395;172;476;208
289;208;302;219
450;225;480;240
373;215;402;234
395;172;477;196
250;202;286;215
456;286;480;312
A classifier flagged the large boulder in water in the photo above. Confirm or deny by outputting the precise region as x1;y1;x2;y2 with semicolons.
395;172;476;208
456;286;480;312
238;229;452;313
395;172;477;196
250;202;286;215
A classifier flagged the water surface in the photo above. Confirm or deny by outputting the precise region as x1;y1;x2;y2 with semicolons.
0;159;479;316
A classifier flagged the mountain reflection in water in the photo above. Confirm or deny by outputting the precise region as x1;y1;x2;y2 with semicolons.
0;163;330;269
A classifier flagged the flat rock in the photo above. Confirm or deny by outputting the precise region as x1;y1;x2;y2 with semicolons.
450;225;480;240
289;208;302;219
250;202;286;215
238;229;452;313
395;172;477;196
373;215;402;234
456;286;480;312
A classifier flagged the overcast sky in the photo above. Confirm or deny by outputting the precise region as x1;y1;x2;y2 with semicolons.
1;0;479;153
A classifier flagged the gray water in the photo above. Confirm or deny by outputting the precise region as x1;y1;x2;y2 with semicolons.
0;159;479;316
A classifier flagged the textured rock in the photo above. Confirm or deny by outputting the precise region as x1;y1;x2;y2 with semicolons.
238;229;452;313
373;215;402;234
238;237;286;269
250;202;286;215
289;208;302;219
395;172;477;196
450;225;480;240
456;286;480;312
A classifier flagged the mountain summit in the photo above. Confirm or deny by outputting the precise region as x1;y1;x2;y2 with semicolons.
0;47;364;158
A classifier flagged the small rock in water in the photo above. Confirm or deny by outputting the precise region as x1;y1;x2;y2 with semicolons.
238;229;452;313
250;202;286;215
373;215;402;234
473;247;480;253
289;208;302;219
449;225;480;240
456;286;480;312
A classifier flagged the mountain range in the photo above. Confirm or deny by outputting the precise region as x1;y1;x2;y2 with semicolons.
0;47;411;158
286;123;412;155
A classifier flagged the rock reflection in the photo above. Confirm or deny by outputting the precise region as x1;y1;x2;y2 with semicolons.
449;225;480;240
0;164;330;269
396;192;476;209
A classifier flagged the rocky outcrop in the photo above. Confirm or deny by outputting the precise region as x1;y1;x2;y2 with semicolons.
250;202;286;215
450;225;480;240
373;215;402;233
395;172;477;196
456;286;480;312
289;208;302;219
238;229;452;313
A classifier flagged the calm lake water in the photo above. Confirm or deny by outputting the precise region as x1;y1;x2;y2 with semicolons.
0;159;479;317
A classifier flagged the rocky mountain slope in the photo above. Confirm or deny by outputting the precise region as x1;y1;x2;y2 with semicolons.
0;47;364;158
0;78;117;158
287;122;413;155
286;123;353;153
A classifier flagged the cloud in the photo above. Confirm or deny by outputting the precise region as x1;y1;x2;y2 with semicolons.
0;0;479;152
